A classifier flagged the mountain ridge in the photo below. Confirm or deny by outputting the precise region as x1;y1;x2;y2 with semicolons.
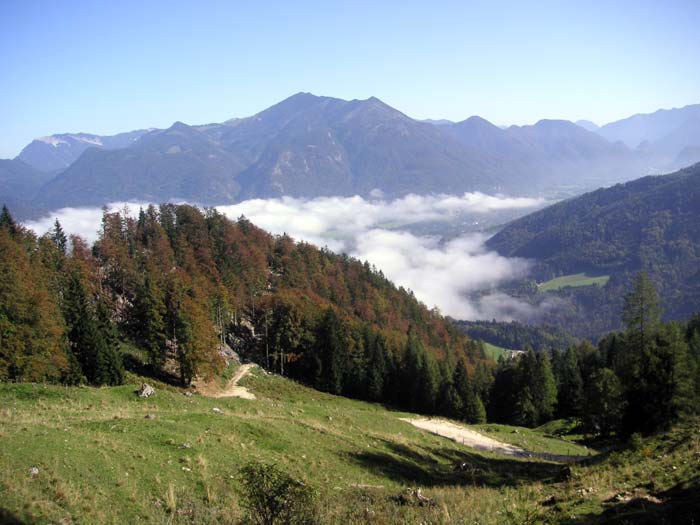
4;94;699;217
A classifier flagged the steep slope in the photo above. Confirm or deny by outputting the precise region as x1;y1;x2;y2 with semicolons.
487;162;700;335
0;159;54;217
36;123;243;208
237;95;502;198
17;129;152;172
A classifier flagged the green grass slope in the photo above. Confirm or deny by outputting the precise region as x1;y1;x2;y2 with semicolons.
1;370;698;524
537;273;610;292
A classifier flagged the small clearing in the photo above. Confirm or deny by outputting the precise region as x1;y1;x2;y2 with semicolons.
537;272;610;292
198;363;257;399
401;417;586;463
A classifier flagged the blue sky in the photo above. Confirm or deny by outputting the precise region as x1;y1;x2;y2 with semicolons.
1;0;699;158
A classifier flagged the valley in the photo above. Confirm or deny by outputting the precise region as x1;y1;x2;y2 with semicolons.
2;4;700;522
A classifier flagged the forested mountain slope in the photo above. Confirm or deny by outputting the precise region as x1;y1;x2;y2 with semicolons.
487;162;700;335
0;203;491;420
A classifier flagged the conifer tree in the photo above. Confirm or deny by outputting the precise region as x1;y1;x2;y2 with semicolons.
581;368;625;436
365;332;387;402
622;271;661;352
533;351;557;422
555;347;583;418
63;268;123;385
132;271;167;370
51;219;68;255
313;309;346;394
0;205;17;236
463;387;487;424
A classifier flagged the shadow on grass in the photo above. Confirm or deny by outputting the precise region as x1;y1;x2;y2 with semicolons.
123;351;182;387
572;476;700;525
0;508;29;524
346;440;569;488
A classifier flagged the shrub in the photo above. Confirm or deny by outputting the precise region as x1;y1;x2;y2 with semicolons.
237;461;316;525
628;432;644;451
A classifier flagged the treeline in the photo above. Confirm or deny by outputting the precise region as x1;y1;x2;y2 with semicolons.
454;319;576;353
0;204;495;423
490;272;700;436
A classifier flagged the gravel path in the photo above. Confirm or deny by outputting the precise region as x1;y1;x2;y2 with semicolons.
400;417;586;463
198;364;256;399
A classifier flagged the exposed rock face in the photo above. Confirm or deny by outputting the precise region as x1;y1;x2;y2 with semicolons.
137;383;155;398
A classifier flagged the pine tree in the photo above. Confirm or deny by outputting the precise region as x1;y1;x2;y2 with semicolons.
452;360;471;418
0;205;17;236
313;309;346;394
555;347;583;418
463;388;487;424
365;332;387;402
533;352;557;423
581;368;625;436
622;271;661;352
51;219;68;255
132;271;167;370
63;268;123;385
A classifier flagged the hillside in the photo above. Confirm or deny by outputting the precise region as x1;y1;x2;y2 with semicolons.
4;93;648;216
17;129;152;173
0;159;54;218
1;371;698;524
1;202;496;424
454;319;577;353
486;162;700;336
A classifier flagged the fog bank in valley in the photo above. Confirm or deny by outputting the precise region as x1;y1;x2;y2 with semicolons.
24;192;548;321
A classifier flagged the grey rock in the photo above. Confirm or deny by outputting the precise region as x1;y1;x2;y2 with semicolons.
138;383;155;398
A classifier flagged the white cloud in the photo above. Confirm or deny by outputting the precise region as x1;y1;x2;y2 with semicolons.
23;193;545;321
23;202;150;244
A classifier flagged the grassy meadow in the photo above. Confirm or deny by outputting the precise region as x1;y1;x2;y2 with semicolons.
1;367;698;524
537;274;610;292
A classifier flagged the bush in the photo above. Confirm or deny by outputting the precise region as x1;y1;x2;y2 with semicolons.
238;461;316;525
628;432;644;451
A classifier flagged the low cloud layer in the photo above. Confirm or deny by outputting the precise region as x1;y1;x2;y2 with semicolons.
24;193;545;321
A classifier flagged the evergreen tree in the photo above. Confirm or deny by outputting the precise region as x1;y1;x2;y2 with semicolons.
132;271;167;370
63;268;123;385
555;347;583;418
403;329;438;413
533;351;557;423
581;368;625;436
452;360;471;419
364;331;387;402
0;205;17;236
313;309;346;394
51;219;68;255
463;388;487;424
622;271;661;352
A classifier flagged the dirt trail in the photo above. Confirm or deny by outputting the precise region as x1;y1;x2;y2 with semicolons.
198;364;256;399
400;418;586;463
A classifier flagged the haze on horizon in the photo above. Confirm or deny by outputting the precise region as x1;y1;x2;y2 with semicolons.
2;0;700;158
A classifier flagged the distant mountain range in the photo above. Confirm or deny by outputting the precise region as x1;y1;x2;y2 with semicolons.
486;162;700;337
2;93;699;218
596;103;700;171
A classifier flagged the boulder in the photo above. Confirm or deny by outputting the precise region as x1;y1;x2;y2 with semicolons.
138;383;155;398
